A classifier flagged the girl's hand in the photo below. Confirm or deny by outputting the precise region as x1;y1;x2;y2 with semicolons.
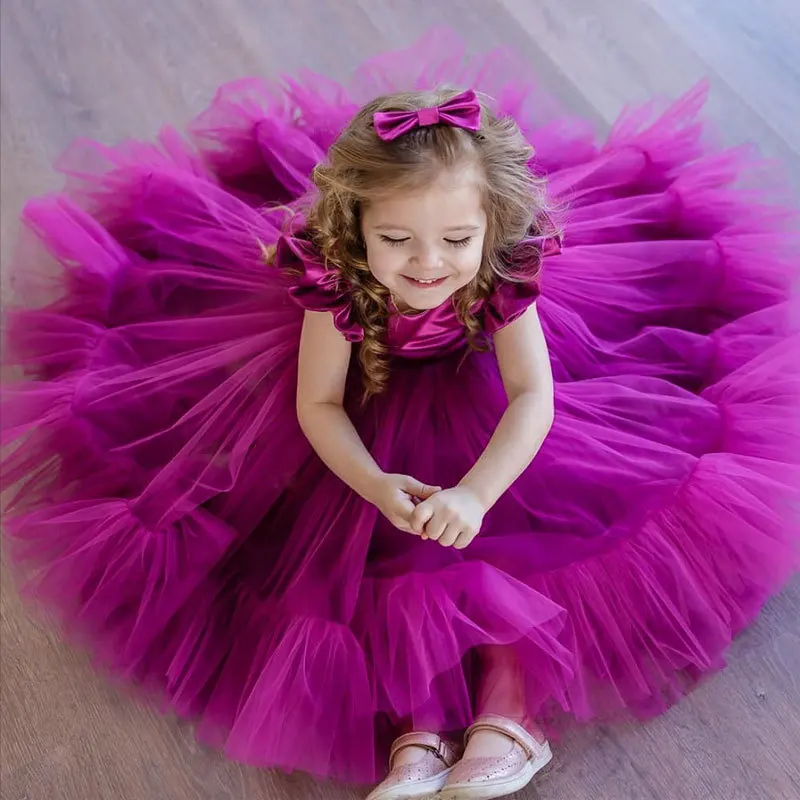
410;486;487;549
370;474;441;533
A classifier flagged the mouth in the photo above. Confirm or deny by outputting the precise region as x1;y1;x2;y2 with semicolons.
402;275;448;289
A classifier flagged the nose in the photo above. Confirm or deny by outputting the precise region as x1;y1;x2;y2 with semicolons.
413;243;443;271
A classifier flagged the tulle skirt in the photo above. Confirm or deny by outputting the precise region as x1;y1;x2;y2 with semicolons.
2;30;799;784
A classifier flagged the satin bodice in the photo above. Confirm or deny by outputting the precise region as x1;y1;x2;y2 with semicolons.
384;302;468;359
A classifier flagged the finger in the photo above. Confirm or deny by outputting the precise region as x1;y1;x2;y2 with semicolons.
403;477;441;500
385;495;416;532
438;524;461;548
395;495;417;520
390;515;412;533
410;502;435;535
418;483;442;500
453;530;475;549
424;514;449;542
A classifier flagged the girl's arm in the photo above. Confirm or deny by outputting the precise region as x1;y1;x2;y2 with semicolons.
296;310;380;500
410;303;554;546
459;302;555;509
296;310;437;530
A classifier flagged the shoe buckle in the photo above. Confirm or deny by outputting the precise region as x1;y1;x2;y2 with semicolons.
434;738;452;765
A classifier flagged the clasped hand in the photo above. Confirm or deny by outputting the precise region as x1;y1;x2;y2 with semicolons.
371;474;486;549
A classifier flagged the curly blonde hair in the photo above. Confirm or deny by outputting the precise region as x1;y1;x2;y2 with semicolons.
300;88;554;398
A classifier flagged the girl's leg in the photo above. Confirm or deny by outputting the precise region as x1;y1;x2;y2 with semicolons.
387;645;546;766
466;645;546;758
477;644;527;720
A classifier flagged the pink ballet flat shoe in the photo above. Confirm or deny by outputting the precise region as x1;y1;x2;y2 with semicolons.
439;716;553;800
366;732;461;800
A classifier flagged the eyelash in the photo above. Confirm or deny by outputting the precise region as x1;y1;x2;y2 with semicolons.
378;235;473;249
378;236;408;247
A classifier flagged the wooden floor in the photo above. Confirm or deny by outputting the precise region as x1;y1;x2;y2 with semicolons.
2;2;800;799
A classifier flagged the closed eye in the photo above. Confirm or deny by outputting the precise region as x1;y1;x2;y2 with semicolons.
379;235;410;247
445;237;473;248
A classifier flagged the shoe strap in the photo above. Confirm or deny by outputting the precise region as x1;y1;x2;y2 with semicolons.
464;715;542;760
389;732;459;769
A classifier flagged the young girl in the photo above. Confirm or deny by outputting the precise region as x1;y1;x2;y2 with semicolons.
2;35;798;800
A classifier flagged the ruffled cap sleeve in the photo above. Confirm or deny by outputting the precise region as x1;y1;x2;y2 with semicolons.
482;232;562;335
273;235;365;343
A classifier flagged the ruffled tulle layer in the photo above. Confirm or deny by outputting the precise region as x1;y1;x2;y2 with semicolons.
2;30;799;784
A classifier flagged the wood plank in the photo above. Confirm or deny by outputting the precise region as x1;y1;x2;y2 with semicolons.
645;0;800;155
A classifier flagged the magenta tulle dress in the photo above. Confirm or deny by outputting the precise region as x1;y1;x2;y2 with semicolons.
2;32;799;784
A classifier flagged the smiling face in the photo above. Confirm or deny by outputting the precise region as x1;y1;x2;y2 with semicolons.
360;164;487;311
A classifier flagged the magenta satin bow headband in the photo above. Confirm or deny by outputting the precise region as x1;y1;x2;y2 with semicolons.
373;89;482;142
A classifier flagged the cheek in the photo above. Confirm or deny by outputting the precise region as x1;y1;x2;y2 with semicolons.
453;248;483;281
365;248;404;285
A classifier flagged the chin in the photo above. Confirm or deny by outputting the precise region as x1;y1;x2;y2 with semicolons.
399;290;453;311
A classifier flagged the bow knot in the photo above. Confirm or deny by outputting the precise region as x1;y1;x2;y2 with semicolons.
416;106;440;126
373;89;481;142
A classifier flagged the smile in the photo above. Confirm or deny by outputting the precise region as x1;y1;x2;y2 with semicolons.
403;275;448;288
